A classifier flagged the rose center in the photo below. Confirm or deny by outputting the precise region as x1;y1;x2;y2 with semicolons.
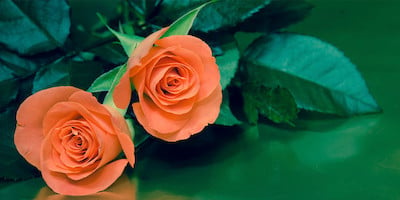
53;120;100;168
65;127;88;153
160;67;187;95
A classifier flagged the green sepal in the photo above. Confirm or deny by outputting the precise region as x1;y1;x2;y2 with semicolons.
97;13;144;56
162;0;216;37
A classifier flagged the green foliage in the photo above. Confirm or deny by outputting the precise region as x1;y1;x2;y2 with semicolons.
239;0;313;32
0;50;38;77
32;60;70;93
33;59;103;93
162;1;212;37
88;65;126;93
97;14;144;56
215;91;242;126
193;0;271;32
0;0;70;55
0;77;18;110
243;84;298;125
153;0;271;32
243;33;381;116
216;43;240;89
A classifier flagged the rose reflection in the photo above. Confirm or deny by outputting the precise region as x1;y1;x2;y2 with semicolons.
34;174;137;200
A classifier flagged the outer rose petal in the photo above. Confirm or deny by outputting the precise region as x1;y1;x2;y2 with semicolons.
113;27;169;109
14;86;80;168
134;85;222;142
41;158;128;196
105;106;135;167
112;72;132;109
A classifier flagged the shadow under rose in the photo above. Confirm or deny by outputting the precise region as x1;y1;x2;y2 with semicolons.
34;174;137;200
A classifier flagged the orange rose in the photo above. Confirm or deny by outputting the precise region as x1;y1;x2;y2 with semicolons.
113;28;222;142
14;86;135;195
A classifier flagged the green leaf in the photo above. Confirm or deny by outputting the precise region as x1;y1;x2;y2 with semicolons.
234;32;264;55
193;0;271;32
33;59;104;93
0;49;37;78
243;84;298;125
0;0;70;55
244;33;381;116
216;43;240;90
0;69;18;110
91;43;127;65
239;0;313;32
162;1;213;37
97;13;144;55
242;91;259;125
69;60;104;90
32;60;70;93
155;0;270;33
88;64;128;116
262;87;298;125
87;65;126;93
215;91;242;126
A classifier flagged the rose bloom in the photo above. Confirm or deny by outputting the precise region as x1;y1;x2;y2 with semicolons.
14;86;134;195
113;27;222;142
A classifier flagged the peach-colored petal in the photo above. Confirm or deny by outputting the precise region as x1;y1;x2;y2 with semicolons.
14;127;43;169
155;35;212;61
173;85;222;140
89;123;122;168
105;105;135;167
134;99;188;134
156;36;220;101
113;72;132;109
128;27;169;75
143;85;222;142
117;132;135;167
14;86;80;168
112;27;170;110
42;102;114;136
113;27;168;109
41;130;99;176
68;91;110;118
166;46;220;101
41;159;128;196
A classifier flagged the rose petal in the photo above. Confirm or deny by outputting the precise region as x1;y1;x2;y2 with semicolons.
41;159;128;196
128;27;169;75
43;102;114;138
105;105;135;167
177;85;222;136
155;35;212;61
113;27;169;109
113;72;132;109
143;85;222;142
14;86;80;168
133;99;189;134
68;91;110;118
156;36;220;101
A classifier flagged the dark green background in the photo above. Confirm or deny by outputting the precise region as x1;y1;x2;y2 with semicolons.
1;0;399;199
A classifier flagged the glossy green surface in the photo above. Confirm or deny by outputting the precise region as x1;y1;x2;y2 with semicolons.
1;0;399;199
